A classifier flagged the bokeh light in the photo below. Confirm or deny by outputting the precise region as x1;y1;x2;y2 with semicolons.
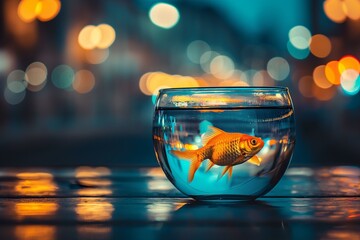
289;25;311;50
0;50;14;74
200;51;220;73
187;40;211;64
267;57;290;81
85;48;110;64
78;24;116;50
209;55;235;79
343;0;360;20
17;0;39;23
298;76;314;98
78;25;102;50
313;65;333;89
73;70;96;94
149;3;180;29
325;61;341;85
323;0;347;23
340;69;360;95
96;24;116;49
7;70;28;94
25;61;47;86
338;56;360;74
287;41;310;60
313;85;337;101
4;88;26;105
51;64;75;89
309;34;332;58
17;0;61;23
36;0;61;22
340;72;360;96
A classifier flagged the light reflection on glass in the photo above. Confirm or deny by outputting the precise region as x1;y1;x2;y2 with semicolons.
147;179;173;191
75;198;114;221
322;229;360;240
77;226;112;240
15;225;56;240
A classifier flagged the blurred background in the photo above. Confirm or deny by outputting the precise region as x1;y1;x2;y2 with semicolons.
0;0;359;167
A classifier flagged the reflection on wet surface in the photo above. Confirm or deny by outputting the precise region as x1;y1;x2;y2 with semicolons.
0;166;358;240
76;198;114;221
14;225;56;240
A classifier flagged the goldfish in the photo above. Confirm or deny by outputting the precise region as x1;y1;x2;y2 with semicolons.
171;126;264;182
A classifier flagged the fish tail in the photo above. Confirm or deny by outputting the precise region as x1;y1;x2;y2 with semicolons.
171;149;202;182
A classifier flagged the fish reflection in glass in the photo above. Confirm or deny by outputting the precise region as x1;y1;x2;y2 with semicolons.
171;126;264;182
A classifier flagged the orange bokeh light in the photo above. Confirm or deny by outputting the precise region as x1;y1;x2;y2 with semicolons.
325;61;341;85
298;76;314;98
17;0;38;22
310;34;332;58
313;65;333;89
338;55;360;73
312;85;337;101
323;0;347;23
17;0;61;23
73;70;96;94
343;0;360;20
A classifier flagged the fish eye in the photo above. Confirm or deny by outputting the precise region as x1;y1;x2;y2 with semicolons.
250;139;257;145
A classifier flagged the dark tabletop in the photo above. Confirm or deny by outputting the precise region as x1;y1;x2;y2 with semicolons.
0;166;359;240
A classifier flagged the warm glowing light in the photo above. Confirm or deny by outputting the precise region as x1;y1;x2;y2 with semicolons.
287;41;310;59
78;25;102;50
338;56;360;73
15;202;58;217
15;226;56;240
323;0;347;23
25;61;47;86
17;0;39;23
340;69;360;95
15;172;58;196
75;166;111;178
253;70;274;86
310;34;332;58
139;72;153;96
78;24;115;50
76;199;114;221
85;48;109;64
298;76;314;98
96;24;116;49
343;0;360;20
149;3;180;29
187;40;211;64
313;65;333;89
209;55;235;79
267;57;290;81
51;64;74;89
17;0;61;23
73;70;95;94
325;61;341;85
200;51;220;73
313;85;336;101
289;25;311;50
36;0;61;22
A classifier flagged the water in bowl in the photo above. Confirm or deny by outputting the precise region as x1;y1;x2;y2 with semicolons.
153;106;295;200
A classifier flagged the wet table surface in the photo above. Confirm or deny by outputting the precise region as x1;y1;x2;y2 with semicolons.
0;166;359;240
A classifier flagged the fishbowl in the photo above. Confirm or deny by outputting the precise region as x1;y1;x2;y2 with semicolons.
153;87;295;201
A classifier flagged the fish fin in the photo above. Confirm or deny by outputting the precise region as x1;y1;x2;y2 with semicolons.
247;155;262;166
205;161;215;172
227;166;233;180
201;126;225;145
170;150;200;182
220;165;231;178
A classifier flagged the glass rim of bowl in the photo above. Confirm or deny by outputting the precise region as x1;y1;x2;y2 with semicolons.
156;86;293;109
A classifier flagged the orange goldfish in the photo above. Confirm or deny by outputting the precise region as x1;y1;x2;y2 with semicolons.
171;126;264;182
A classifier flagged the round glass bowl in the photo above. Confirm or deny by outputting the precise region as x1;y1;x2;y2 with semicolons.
153;87;295;201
